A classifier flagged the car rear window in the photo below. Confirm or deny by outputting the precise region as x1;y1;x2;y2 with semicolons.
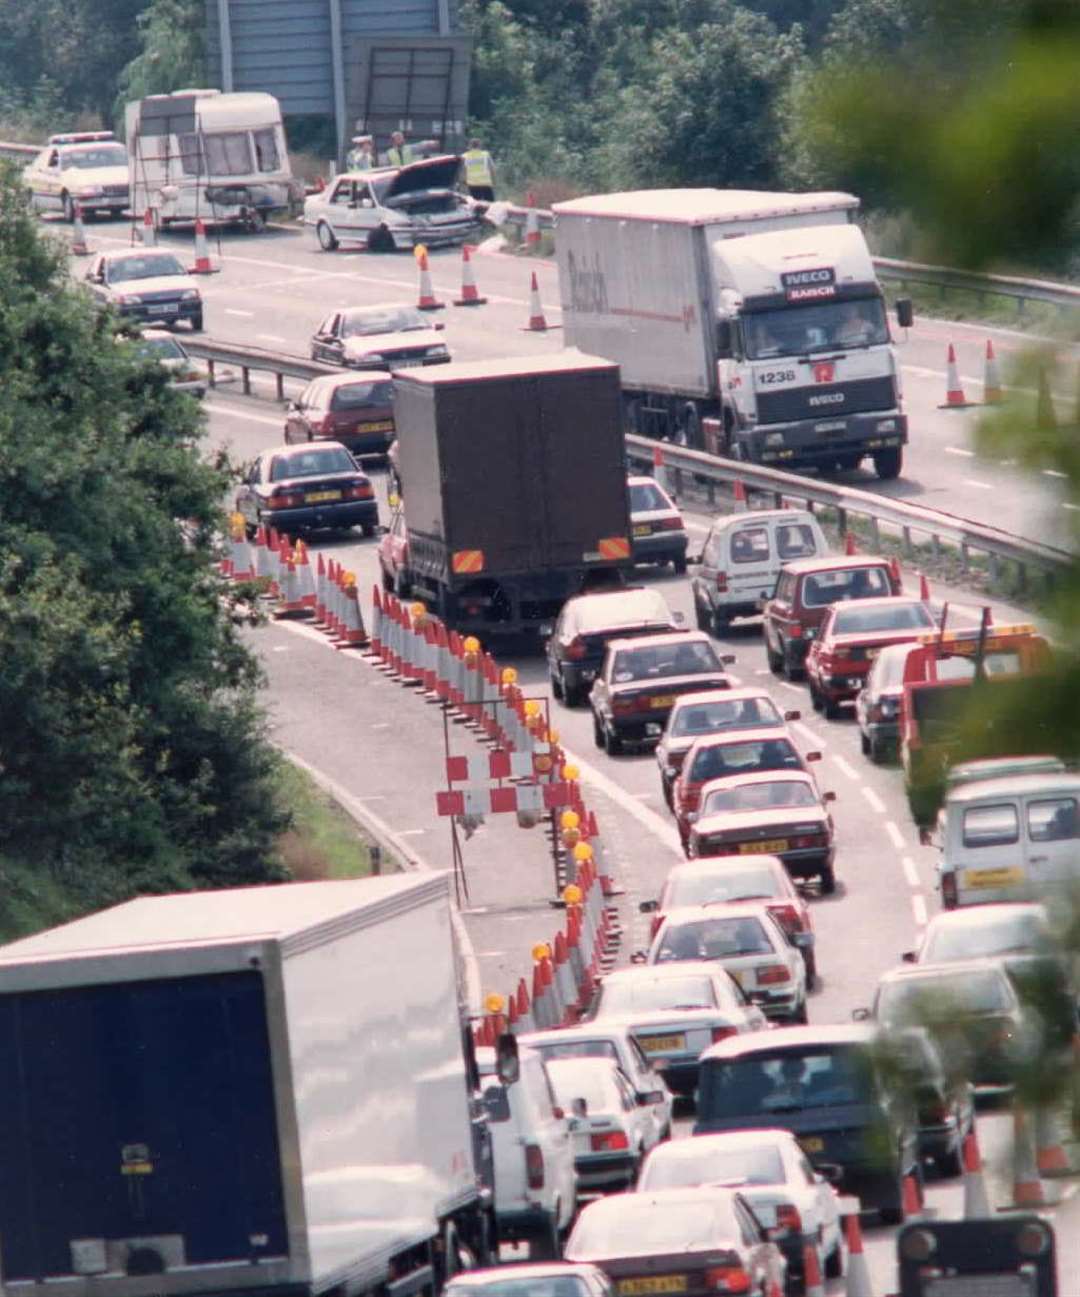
612;639;720;681
669;866;783;906
656;916;773;962
672;696;781;737
801;566;891;607
701;779;817;815
331;380;395;410
534;1039;621;1065
596;975;717;1014
689;738;801;782
271;448;356;480
701;1046;873;1118
576;591;672;633
878;970;1013;1023
776;523;818;560
730;527;770;563
962;803;1019;848
832;603;934;634
629;481;672;512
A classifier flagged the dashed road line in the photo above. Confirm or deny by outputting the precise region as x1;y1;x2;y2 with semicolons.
225;307;255;317
945;446;975;458
912;894;928;927
1043;469;1067;479
832;754;861;781
901;856;920;887
206;401;286;427
861;785;887;814
884;820;905;849
961;479;993;490
792;720;826;750
1064;503;1080;513
256;332;287;343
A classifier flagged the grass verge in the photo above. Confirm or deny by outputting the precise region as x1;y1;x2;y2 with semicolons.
273;759;378;881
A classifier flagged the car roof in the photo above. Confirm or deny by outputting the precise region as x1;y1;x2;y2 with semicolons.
262;442;352;457
670;687;775;709
925;902;1046;932
309;370;393;387
609;630;709;650
782;555;891;574
578;1185;744;1214
445;1263;605;1286
946;771;1080;803
712;509;818;529
518;1023;635;1046
600;963;723;985
702;1023;875;1061
544;1055;621;1080
686;726;794;751
700;769;814;792
565;587;672;619
666;855;787;879
659;900;775;924
338;301;422;316
827;596;926;616
646;1128;798;1154
878;957;1011;986
99;248;182;263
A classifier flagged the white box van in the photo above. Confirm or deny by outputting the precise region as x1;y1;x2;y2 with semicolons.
477;1044;578;1258
936;770;1080;909
690;509;829;632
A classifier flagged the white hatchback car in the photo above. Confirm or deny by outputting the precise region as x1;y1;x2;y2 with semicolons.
545;1056;656;1193
309;303;450;371
477;1045;578;1258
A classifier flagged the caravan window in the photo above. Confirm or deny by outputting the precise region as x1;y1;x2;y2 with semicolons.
203;132;253;176
178;133;204;177
253;128;280;172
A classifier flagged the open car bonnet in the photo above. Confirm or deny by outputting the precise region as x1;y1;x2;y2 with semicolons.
381;154;463;199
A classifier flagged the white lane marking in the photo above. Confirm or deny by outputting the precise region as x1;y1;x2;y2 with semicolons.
945;446;975;458
755;668;772;676
792;720;826;750
912;894;928;927
561;745;685;861
961;479;993;490
257;332;287;343
901;856;920;887
885;820;906;849
371;722;391;729
861;785;887;814
398;828;427;836
205;401;285;428
272;645;289;651
1063;503;1080;513
777;681;802;694
832;754;861;781
225;308;255;317
1043;469;1067;479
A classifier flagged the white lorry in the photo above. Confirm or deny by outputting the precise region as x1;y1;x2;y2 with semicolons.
553;189;910;479
125;89;302;232
0;873;495;1297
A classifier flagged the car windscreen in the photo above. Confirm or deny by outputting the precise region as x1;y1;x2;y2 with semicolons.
935;651;1023;679
832;603;934;635
745;297;889;360
672;696;782;738
924;913;1052;962
877;970;1013;1025
270;448;355;480
641;1144;785;1190
701;1046;874;1117
534;1039;621;1065
106;254;187;282
669;866;783;906
135;336;185;361
446;1279;590;1297
331;380;395;409
612;640;721;682
656;916;774;963
596;975;717;1014
342;308;426;336
801;567;892;607
701;779;818;815
62;145;127;168
689;739;801;782
568;1197;737;1258
629;481;673;512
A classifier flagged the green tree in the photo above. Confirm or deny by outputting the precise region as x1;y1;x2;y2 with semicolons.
114;0;206;126
0;164;289;913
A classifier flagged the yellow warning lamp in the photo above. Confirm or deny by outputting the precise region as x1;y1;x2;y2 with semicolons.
501;667;518;686
463;636;481;654
573;842;593;863
561;811;581;830
230;511;246;540
562;763;580;782
561;826;581;849
388;492;400;508
546;728;560;745
410;600;427;626
531;942;551;962
524;700;541;718
413;243;428;262
534;754;554;774
563;883;583;907
484;992;505;1015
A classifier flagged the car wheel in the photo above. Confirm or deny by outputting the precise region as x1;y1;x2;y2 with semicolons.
935;1139;964;1179
190;312;204;333
661;778;673;810
368;225;396;253
782;644;804;682
672;555;688;575
822;693;842;721
859;729;870;755
825;1241;844;1279
593;712;605;749
791;998;809;1025
809;680;824;712
819;863;836;895
380;567;394;593
62;192;75;222
804;948;817;991
711;607;730;636
878;1176;906;1226
316;221;339;251
869;734;889;764
604;723;624;757
564;681;587;708
360;521;376;538
695;598;711;632
765;636;783;674
527;1213;561;1261
550;667;564;701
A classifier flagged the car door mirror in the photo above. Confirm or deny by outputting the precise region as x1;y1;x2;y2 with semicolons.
815;1162;843;1184
495;1032;520;1085
805;751;822;762
639;898;659;913
823;790;837;803
783;709;801;721
434;321;446;331
918;826;935;846
630;949;648;964
719;653;736;665
636;1089;665;1106
715;319;734;360
482;1084;510;1122
552;1105;565;1120
851;1006;871;1022
901;950;916;963
791;930;814;949
896;298;914;329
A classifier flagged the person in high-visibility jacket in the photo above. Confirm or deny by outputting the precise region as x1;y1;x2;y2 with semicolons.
346;135;375;171
385;131;416;167
462;138;496;201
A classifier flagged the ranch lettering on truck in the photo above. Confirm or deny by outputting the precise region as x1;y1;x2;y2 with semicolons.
780;267;837;302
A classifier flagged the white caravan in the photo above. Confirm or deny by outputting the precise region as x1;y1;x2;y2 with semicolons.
125;89;301;232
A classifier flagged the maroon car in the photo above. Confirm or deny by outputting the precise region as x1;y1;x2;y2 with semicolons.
284;371;395;457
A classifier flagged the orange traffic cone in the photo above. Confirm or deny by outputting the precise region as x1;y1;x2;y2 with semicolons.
940;343;973;408
525;192;541;249
962;1128;991;1218
983;339;1004;403
732;478;747;510
416;249;445;311
335;574;369;649
844;531;857;555
889;555;902;586
191;218;216;274
1035;1105;1075;1178
294;538;316;610
901;1170;922;1219
525;272;548;331
453;245;486;306
1010;1107;1047;1207
802;1240;825;1297
843;1210;871;1297
918;571;931;602
141;206;157;247
70;202;90;256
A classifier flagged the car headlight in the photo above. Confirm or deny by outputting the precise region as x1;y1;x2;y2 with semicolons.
115;293;142;305
359;353;384;365
765;432;786;447
181;289;200;301
76;186;104;198
426;345;448;358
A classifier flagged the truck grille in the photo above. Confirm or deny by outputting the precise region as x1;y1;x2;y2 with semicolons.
757;376;897;426
102;184;129;197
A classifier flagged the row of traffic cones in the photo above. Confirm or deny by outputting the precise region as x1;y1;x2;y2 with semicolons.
70;204;218;274
413;245;553;331
940;339;1004;408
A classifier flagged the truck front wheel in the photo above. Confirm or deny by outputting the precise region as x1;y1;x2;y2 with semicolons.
874;447;903;479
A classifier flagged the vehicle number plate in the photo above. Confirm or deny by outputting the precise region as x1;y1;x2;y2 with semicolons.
306;490;342;503
800;1136;825;1153
392;358;422;368
965;867;1024;888
639;1034;686;1053
739;839;789;854
360;420;395;432
650;695;676;709
633;523;652;537
618;1278;687;1296
148;303;178;314
924;1277;1033;1297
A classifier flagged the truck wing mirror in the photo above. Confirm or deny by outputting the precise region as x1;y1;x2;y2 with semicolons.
715;319;734;359
851;1006;871;1022
896;298;914;329
901;950;917;963
639;898;659;913
495;1032;519;1085
720;654;736;665
918;826;934;846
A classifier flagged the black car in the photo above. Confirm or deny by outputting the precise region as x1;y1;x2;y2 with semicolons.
546;587;683;707
83;250;203;330
879;1027;975;1178
589;632;734;755
694;1024;921;1223
235;442;378;538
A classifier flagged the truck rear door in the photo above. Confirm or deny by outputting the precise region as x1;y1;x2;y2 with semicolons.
0;971;288;1279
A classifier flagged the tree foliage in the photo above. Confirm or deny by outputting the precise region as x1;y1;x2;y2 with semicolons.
0;165;289;915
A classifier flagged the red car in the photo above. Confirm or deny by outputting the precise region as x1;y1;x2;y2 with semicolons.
377;507;410;596
284;371;395;457
638;854;818;985
805;596;935;718
671;727;821;851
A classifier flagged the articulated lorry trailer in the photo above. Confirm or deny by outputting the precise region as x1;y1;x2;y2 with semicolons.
0;873;493;1297
553;189;910;479
393;350;633;634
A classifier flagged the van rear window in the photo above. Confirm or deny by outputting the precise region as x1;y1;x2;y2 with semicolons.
1028;798;1079;843
777;524;818;560
801;567;890;607
962;803;1019;848
731;527;770;563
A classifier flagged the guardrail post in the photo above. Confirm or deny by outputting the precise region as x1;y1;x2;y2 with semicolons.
1016;561;1028;593
772;490;783;510
959;541;970;574
988;552;1000;584
868;516;880;550
207;358;218;389
836;506;847;535
242;365;252;397
930;533;941;562
902;525;914;559
276;372;284;401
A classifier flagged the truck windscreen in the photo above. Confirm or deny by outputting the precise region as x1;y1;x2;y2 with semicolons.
746;298;889;359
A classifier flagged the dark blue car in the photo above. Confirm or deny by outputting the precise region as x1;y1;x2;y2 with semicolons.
236;442;379;538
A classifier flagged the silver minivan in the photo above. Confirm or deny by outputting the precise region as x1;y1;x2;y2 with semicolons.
935;770;1080;909
690;509;829;632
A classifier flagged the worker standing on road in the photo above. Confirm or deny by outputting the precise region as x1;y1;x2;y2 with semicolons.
462;138;496;201
346;135;375;171
385;131;415;167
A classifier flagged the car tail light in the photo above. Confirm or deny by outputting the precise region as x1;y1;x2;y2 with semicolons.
830;646;850;662
344;480;374;500
789;622;803;639
716;571;729;592
922;1098;950;1123
987;1020;1015;1046
268;489;304;509
319;415;336;437
757;964;791;985
658;516;684;531
613;697;640;715
704;1267;750;1294
774;1203;801;1235
682;782;703;810
651;914;664;939
566;637;587;661
711;1025;738;1044
590;1130;630;1152
769;903;803;933
941;872;958;908
525;1143;545;1190
792;832;828;849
